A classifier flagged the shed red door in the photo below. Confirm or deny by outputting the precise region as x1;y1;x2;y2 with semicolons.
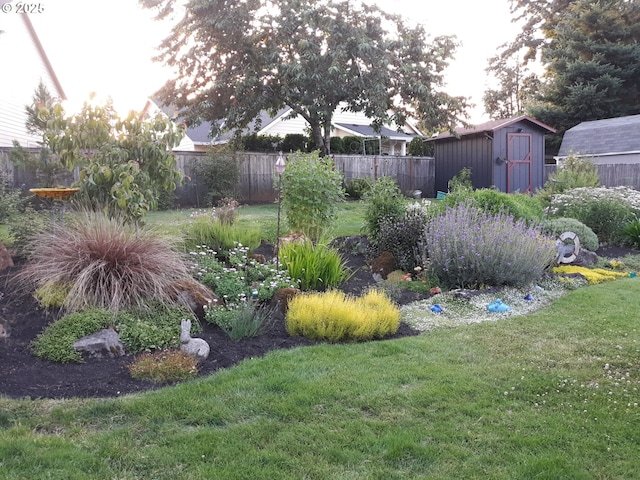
507;133;533;193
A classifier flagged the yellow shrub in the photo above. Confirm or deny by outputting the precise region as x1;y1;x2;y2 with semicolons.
553;266;628;285
34;281;72;308
285;289;400;342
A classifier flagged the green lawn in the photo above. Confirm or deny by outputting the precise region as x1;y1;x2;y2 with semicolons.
1;279;639;479
146;200;367;242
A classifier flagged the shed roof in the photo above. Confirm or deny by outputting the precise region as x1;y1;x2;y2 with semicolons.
427;115;556;141
558;114;640;157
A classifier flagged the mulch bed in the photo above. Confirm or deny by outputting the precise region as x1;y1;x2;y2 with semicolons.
0;237;426;400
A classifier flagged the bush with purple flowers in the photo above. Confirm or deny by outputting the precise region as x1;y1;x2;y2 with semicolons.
423;202;556;289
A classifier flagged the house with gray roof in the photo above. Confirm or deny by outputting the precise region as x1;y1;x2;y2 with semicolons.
557;115;640;164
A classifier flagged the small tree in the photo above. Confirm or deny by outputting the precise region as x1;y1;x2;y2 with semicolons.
38;97;184;226
280;151;345;243
192;149;240;206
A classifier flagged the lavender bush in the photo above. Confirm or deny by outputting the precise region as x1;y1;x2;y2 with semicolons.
423;202;556;289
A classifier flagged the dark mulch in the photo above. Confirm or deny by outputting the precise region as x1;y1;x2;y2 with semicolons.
0;237;426;400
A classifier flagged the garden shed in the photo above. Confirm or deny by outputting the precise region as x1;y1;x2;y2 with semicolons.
427;115;556;194
556;114;640;164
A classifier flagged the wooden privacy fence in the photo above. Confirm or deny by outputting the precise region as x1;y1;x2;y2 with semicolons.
175;152;436;206
543;164;640;190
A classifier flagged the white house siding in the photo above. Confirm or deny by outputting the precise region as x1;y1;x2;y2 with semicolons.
0;14;62;148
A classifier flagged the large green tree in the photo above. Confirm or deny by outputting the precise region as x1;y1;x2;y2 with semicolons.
140;0;468;155
501;0;640;151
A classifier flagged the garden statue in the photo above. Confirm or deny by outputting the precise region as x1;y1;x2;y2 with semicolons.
556;231;580;264
180;319;210;363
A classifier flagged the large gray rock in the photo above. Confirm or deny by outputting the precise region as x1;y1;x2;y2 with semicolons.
74;328;125;359
571;248;599;267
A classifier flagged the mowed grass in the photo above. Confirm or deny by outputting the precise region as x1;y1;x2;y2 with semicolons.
145;201;367;243
1;279;639;479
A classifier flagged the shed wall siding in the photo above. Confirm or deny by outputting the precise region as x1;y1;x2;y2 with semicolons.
434;135;492;192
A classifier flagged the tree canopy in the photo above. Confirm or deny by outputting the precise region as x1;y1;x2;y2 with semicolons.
140;0;468;154
496;0;640;151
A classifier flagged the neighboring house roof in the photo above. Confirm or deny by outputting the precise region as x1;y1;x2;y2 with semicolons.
145;99;422;151
427;115;556;141
558;114;640;158
334;123;418;141
0;13;66;148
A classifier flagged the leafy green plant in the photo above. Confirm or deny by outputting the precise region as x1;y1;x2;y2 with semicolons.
280;151;345;243
542;217;600;252
21;210;190;312
191;150;240;206
31;309;116;363
7;207;48;259
286;289;400;342
549;187;638;244
183;217;261;255
362;176;406;241
344;177;372;200
621;218;640;248
372;202;428;272
218;303;274;341
537;154;600;204
448;167;473;192
116;304;195;353
424;202;557;289
279;241;351;291
438;188;545;223
128;350;199;383
191;244;296;305
0;173;28;224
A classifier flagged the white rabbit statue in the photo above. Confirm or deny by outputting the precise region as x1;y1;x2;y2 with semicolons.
180;319;210;363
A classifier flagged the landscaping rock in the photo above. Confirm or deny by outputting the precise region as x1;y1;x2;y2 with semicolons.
571;248;598;267
0;243;14;271
274;287;301;314
74;328;125;359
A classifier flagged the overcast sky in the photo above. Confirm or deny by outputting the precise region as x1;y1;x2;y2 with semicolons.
21;0;523;123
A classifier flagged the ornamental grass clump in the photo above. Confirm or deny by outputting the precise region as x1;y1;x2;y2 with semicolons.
286;289;400;342
22;211;190;312
424;202;557;289
279;241;351;291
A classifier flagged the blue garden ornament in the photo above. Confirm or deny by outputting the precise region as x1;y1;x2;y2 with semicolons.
487;299;511;313
430;304;443;313
524;294;534;301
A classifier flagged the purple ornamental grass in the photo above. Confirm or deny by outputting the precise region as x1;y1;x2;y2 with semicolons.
424;202;556;289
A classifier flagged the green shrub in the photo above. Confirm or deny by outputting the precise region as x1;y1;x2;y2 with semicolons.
7;207;48;259
0;174;27;224
279;241;351;291
362;176;406;241
542;217;600;252
281;134;309;153
342;136;364;154
438;188;545;223
281;151;345;243
22;210;190;312
31;309;115;363
549;187;638;244
423;202;557;289
116;305;195;353
128;350;199;383
330;136;344;154
537;154;600;204
448;167;473;192
286;289;400;342
621;218;640;248
407;136;433;157
192;150;240;206
372;202;428;272
183;217;261;254
344;177;372;200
